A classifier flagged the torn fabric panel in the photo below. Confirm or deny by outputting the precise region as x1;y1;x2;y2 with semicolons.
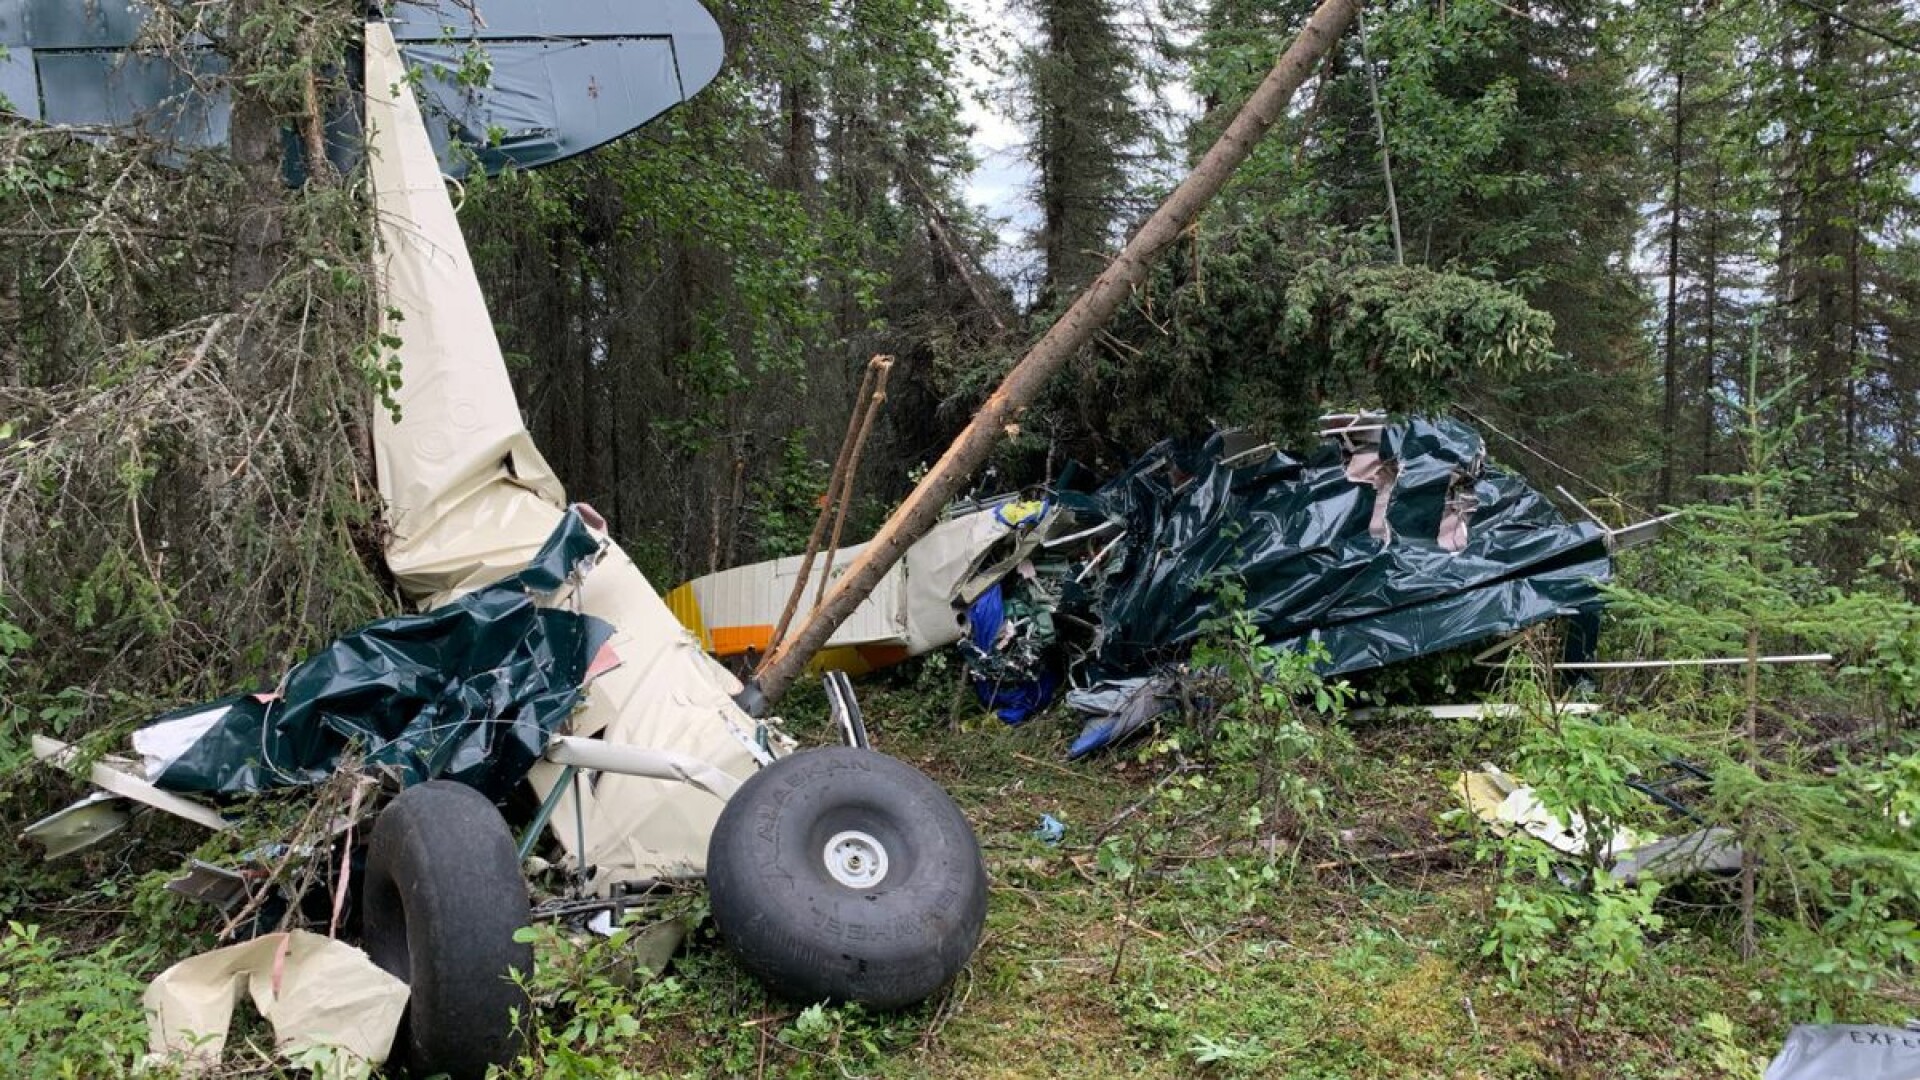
1763;1024;1920;1080
366;20;569;603
143;930;408;1078
1069;418;1610;681
1066;676;1180;759
365;19;767;879
135;508;615;801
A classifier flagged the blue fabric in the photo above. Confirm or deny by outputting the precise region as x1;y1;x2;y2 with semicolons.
965;583;1058;724
973;669;1059;725
968;583;1005;654
1068;717;1119;759
1033;814;1066;845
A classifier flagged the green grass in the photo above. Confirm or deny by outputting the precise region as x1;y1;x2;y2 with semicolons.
505;689;1905;1079
4;680;1913;1078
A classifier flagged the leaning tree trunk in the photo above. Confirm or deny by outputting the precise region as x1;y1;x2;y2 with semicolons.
748;0;1364;709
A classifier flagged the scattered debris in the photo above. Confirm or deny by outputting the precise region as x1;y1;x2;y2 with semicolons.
30;735;230;834
1456;765;1654;861
128;507;615;801
19;15;989;1079
1455;762;1743;883
1033;814;1066;845
676;415;1647;757
20;792;131;859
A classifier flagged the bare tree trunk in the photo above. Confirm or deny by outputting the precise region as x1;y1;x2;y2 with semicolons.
1740;621;1760;959
813;359;891;607
747;0;1363;709
1659;64;1686;506
1699;164;1720;492
765;358;884;654
1356;7;1403;266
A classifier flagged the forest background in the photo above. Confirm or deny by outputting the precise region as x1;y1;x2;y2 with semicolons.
4;0;1917;691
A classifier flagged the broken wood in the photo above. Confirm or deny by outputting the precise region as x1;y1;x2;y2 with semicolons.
764;356;885;654
812;358;892;608
748;0;1363;708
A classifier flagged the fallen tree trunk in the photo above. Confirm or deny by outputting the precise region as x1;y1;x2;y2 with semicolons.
748;0;1363;709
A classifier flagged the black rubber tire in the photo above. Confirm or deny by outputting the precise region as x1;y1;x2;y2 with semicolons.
363;781;534;1080
706;748;987;1010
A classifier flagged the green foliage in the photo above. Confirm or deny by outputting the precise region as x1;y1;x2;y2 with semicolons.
1483;346;1920;1023
747;430;829;561
1485;865;1666;1022
1017;0;1149;302
1186;593;1358;839
459;0;990;577
1061;227;1554;454
1082;578;1363;891
0;604;29;697
0;923;148;1080
509;910;924;1078
1748;749;1920;1017
511;920;686;1079
1181;0;1654;499
1464;671;1676;1026
0;0;393;729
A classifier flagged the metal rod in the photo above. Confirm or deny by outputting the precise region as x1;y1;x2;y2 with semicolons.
518;764;577;861
544;736;742;800
1553;653;1834;670
573;768;588;881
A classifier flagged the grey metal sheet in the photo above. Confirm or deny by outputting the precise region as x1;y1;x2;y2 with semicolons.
2;0;725;177
1;0;150;50
0;45;40;118
404;36;688;174
37;49;228;145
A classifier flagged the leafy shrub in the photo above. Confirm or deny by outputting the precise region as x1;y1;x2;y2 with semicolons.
0;923;148;1080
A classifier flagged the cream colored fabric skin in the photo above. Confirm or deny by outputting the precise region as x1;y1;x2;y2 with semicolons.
143;930;409;1078
679;510;1013;654
365;22;762;881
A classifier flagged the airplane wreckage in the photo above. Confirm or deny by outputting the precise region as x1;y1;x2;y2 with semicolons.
670;414;1668;756
11;0;1672;1076
17;3;986;1077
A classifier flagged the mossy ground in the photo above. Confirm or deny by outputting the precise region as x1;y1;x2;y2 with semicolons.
5;677;1913;1079
509;680;1913;1079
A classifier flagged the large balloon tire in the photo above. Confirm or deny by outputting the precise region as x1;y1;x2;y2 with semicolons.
706;747;987;1010
363;781;534;1080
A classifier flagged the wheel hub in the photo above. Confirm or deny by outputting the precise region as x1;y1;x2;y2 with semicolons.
822;829;889;888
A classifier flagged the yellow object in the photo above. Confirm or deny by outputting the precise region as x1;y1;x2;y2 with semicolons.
663;583;710;651
998;500;1047;527
666;510;1021;675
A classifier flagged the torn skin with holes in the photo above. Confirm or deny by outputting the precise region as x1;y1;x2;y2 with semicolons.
674;414;1660;757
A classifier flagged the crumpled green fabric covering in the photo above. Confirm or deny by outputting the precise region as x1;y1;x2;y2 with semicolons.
1065;417;1611;679
139;508;613;800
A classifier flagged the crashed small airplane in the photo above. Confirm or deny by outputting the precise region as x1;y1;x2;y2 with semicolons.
670;413;1668;756
16;5;985;1078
